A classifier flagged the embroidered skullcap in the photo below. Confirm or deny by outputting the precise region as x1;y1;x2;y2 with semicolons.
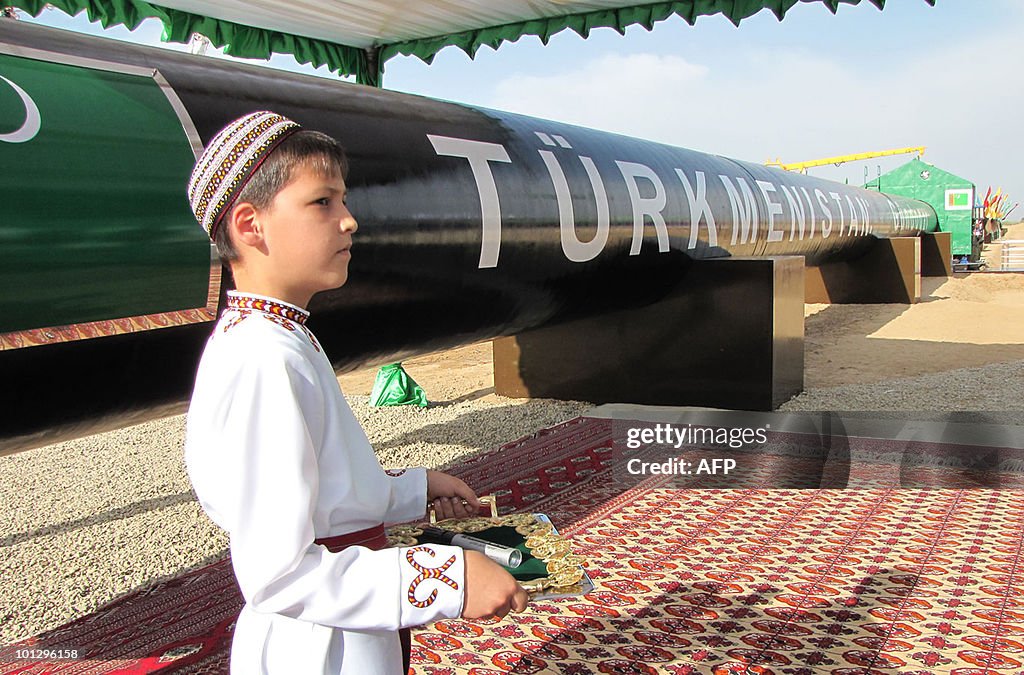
187;111;302;238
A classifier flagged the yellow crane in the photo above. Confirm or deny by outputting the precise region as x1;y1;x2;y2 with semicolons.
766;146;926;173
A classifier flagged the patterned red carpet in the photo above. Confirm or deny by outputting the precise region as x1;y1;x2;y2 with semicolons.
3;417;1023;675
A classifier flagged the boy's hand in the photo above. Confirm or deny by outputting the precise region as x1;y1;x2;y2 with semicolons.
426;470;480;520
461;550;529;620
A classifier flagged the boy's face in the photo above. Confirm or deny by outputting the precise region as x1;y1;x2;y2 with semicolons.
255;163;357;301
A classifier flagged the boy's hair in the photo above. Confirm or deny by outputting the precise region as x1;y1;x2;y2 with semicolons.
214;130;349;265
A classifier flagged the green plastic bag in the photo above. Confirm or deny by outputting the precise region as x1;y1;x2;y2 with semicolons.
370;363;428;407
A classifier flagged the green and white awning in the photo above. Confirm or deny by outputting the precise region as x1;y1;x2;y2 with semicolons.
6;0;937;84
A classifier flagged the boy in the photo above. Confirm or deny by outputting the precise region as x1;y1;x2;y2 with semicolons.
184;111;527;674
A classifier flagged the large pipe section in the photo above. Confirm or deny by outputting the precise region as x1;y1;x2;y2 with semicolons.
0;22;937;451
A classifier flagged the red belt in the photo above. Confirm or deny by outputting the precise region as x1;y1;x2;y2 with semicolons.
314;523;411;673
315;524;387;552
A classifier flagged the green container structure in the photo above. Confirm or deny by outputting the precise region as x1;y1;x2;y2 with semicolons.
865;158;975;257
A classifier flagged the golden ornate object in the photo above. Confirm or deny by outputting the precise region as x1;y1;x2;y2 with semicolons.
390;494;590;597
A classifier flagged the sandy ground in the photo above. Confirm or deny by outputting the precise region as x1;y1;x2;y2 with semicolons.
802;271;1024;388
802;221;1024;389
338;342;496;403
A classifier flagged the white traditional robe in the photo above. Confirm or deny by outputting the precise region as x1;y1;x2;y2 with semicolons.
185;291;465;674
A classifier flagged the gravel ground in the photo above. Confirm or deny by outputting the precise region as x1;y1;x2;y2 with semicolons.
780;358;1024;412
0;395;589;646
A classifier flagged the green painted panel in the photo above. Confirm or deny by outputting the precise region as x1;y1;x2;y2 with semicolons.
0;52;209;333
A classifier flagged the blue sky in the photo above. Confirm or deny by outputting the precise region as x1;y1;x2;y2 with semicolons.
13;1;1024;215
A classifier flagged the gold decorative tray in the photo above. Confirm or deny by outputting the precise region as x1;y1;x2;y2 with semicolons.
387;496;593;600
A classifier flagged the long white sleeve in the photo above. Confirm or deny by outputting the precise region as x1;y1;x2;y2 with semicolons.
381;468;429;524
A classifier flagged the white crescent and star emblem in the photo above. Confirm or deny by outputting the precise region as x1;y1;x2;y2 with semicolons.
0;75;41;143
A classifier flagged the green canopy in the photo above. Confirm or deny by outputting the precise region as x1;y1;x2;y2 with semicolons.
7;0;935;86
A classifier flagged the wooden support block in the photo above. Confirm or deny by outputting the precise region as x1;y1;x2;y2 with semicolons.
921;231;953;277
805;236;921;304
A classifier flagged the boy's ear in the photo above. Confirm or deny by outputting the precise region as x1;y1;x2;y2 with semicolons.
229;202;263;248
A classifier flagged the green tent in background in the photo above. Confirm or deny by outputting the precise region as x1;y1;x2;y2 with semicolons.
865;158;975;256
